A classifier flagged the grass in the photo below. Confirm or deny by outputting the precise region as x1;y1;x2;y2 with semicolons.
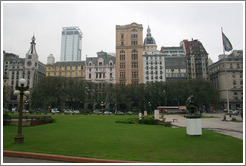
3;114;243;163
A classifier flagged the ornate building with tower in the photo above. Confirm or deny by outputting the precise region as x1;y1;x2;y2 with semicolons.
3;36;46;109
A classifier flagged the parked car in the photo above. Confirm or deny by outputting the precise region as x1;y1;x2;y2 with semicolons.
3;108;10;113
51;108;59;113
127;111;133;115
232;110;240;115
93;110;102;114
11;107;17;112
74;110;80;114
104;111;113;115
115;111;124;115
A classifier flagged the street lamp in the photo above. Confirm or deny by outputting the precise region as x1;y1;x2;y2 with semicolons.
148;101;152;114
13;78;29;144
100;101;104;113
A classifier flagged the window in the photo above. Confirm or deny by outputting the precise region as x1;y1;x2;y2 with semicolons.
120;62;125;69
131;33;138;45
121;34;124;39
120;50;125;61
131;34;137;39
120;72;125;79
99;62;103;66
132;62;138;69
131;50;138;60
131;41;138;45
132;71;138;79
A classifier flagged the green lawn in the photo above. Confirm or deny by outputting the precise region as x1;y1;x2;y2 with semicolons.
3;115;243;163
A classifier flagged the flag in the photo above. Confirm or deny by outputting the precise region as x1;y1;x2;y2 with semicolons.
222;32;233;52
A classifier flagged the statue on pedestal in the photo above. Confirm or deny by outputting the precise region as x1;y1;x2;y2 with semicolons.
186;95;201;118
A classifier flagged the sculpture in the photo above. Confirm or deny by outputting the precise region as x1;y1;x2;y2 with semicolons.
186;95;201;118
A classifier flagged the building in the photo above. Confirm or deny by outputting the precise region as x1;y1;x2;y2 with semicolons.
3;51;20;87
3;36;46;109
60;27;83;61
47;54;55;65
116;22;144;85
181;39;209;80
161;46;187;82
86;51;116;84
209;50;243;110
143;26;166;83
143;51;166;83
24;36;46;88
46;61;86;79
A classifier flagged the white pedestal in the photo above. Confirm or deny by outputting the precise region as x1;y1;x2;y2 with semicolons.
144;111;147;116
186;118;202;136
139;113;142;120
154;110;159;119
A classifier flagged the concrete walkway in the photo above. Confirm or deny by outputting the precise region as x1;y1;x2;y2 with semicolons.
165;113;243;140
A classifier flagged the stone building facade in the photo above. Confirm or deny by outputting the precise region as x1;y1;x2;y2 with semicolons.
143;26;166;83
46;61;86;79
3;36;46;109
86;51;116;84
116;22;144;85
181;39;209;80
209;50;243;110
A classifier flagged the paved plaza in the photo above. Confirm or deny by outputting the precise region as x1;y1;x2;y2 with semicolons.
165;113;243;140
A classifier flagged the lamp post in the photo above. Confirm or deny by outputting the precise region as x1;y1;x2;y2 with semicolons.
13;78;29;144
100;101;104;113
148;101;152;114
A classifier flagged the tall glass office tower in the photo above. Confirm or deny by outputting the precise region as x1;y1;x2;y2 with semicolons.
60;27;83;61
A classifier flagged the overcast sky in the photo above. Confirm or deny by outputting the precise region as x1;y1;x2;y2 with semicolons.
2;1;244;64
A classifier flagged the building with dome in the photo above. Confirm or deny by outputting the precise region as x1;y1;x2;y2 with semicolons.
142;26;166;83
143;26;157;51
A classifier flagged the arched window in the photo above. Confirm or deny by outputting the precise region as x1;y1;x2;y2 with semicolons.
120;50;125;61
131;50;138;60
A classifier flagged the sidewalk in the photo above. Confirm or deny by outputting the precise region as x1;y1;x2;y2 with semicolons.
165;113;243;140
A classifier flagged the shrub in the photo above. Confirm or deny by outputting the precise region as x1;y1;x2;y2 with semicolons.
138;118;160;125
3;113;11;126
231;118;237;121
116;118;138;124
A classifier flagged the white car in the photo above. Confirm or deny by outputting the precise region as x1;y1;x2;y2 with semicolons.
104;111;113;115
74;110;80;114
51;108;59;113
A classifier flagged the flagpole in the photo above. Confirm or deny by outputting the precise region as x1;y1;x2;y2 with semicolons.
221;27;230;114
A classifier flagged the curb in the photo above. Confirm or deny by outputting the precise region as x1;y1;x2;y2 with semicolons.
3;150;144;163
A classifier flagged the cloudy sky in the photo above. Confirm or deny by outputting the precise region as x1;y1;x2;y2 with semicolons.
2;1;244;64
